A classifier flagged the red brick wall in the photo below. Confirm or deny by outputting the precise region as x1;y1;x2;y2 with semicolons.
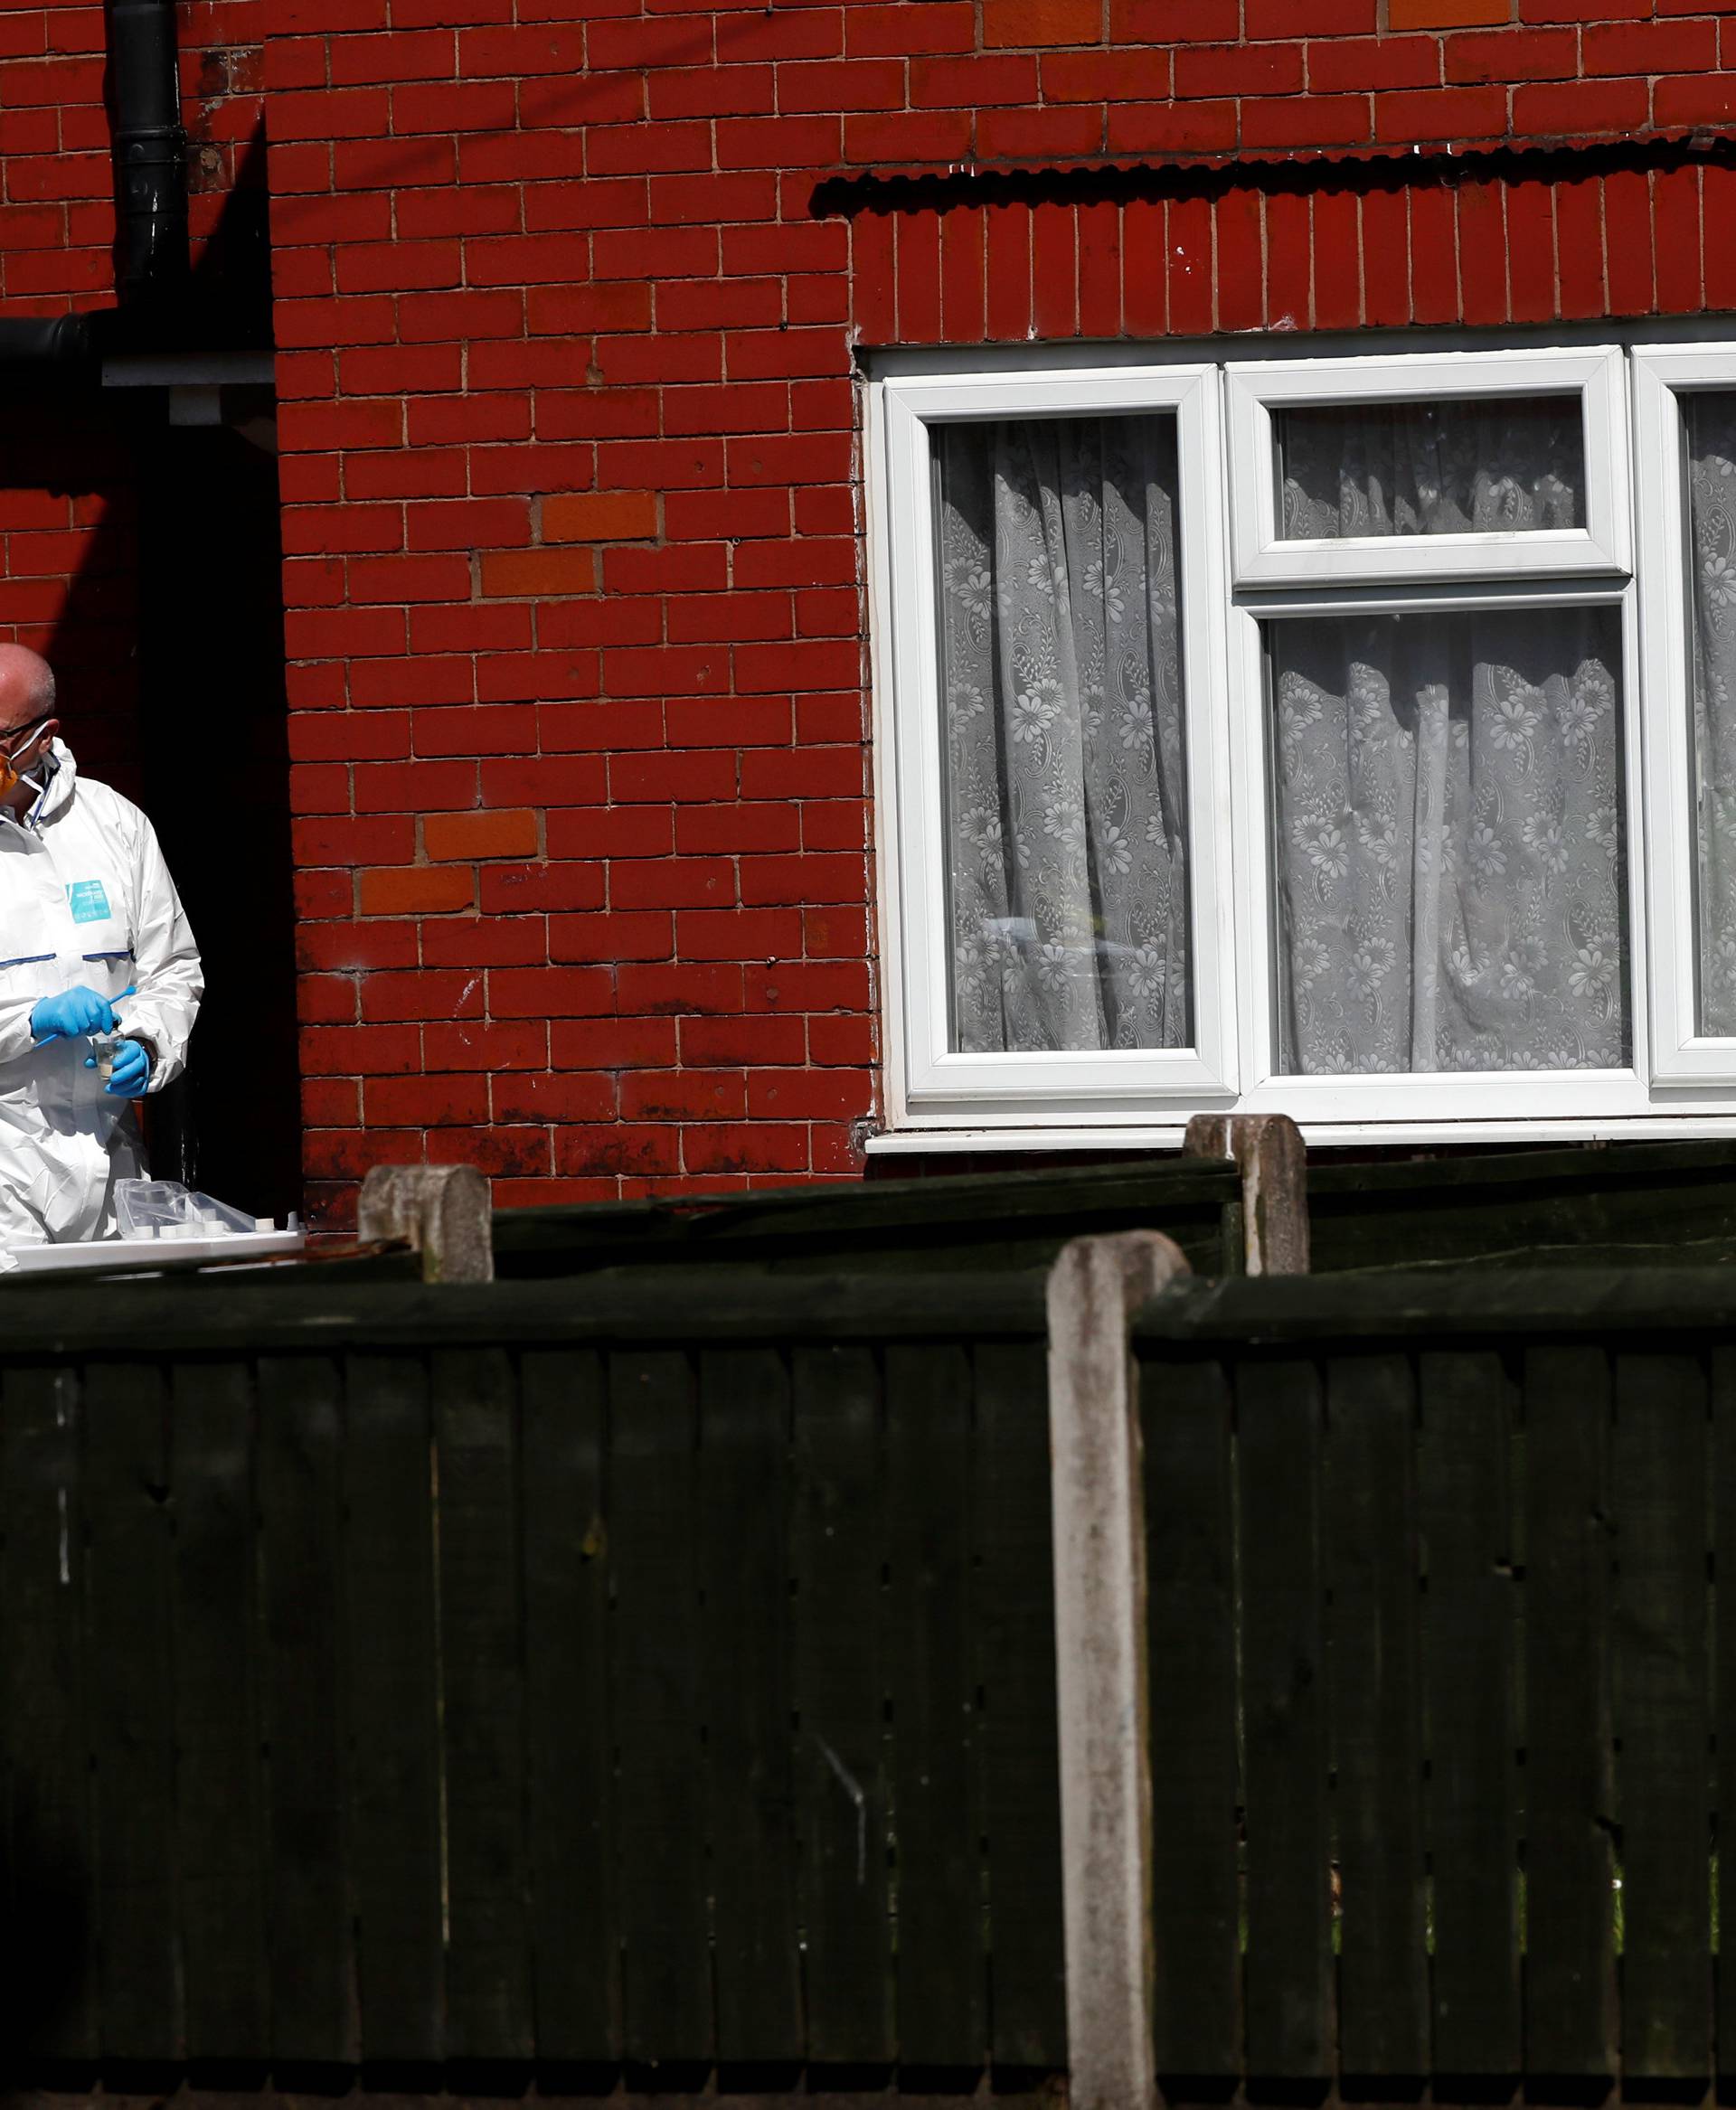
17;0;1736;1217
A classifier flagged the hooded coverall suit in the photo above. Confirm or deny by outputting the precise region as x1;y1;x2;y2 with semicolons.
0;739;203;1244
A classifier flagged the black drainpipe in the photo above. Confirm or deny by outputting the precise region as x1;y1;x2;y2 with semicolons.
108;0;190;303
0;0;189;366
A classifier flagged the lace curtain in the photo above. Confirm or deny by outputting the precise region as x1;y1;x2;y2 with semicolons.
1271;608;1628;1074
1687;394;1736;1034
1278;398;1585;540
937;417;1190;1054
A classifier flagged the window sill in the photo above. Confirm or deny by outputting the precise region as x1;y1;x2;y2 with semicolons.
866;1115;1736;1154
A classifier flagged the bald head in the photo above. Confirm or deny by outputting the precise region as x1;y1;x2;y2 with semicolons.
0;647;54;733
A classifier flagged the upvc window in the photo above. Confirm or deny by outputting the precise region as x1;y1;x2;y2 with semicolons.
869;339;1736;1146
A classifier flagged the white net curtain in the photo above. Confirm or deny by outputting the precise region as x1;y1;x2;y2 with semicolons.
937;416;1191;1054
1269;609;1628;1075
1277;397;1585;541
933;405;1631;1077
1687;392;1736;1035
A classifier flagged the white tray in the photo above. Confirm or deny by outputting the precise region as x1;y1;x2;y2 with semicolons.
6;1231;306;1275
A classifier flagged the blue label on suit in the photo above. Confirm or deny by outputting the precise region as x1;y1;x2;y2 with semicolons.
66;881;110;924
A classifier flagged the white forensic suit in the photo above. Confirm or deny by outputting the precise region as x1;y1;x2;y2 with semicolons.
0;739;202;1243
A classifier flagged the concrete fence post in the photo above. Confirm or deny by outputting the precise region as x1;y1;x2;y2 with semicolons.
1182;1111;1309;1276
1046;1229;1191;2110
357;1163;494;1283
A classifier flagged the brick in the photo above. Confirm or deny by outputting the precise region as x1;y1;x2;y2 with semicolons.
488;967;616;1018
1373;84;1509;139
1582;16;1716;72
542;490;659;542
1308;35;1439;89
1444;25;1575;80
550;912;674;963
423;808;540;862
1390;0;1508;23
480;549;599;598
621;1071;747;1121
983;0;1103;45
1513;76;1646;131
1177;42;1305;97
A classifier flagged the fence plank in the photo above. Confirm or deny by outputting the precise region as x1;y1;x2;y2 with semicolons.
1715;1349;1736;2079
1;1365;96;2060
699;1347;802;2064
1524;1345;1617;2077
1328;1352;1428;2079
611;1349;712;2067
791;1344;893;2066
435;1347;533;2062
1144;1353;1240;2079
1238;1357;1332;2080
86;1360;179;2059
521;1348;618;2064
973;1341;1067;2071
887;1342;984;2068
1419;1351;1520;2077
1613;1352;1712;2079
173;1359;269;2061
344;1352;443;2065
258;1354;355;2065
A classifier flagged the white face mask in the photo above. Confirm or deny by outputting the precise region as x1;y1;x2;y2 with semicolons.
0;720;52;801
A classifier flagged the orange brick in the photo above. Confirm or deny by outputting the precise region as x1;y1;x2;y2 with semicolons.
479;547;599;597
984;0;1103;42
423;808;540;862
542;489;660;542
359;866;476;917
1390;0;1507;22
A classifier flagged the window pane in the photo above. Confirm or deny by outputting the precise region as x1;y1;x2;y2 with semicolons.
1685;391;1736;1034
1276;397;1585;541
936;415;1191;1054
1268;608;1628;1075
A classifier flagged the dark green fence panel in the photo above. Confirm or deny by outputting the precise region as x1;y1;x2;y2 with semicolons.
1613;1352;1712;2080
258;1352;354;2067
86;1361;178;2062
1524;1344;1618;2078
610;1348;710;2068
521;1348;618;2066
0;1269;1055;2087
435;1348;534;2063
1237;1357;1332;2081
1327;1353;1429;2080
174;1360;270;2064
887;1343;984;2069
1132;1267;1736;2096
973;1342;1066;2072
1;1365;96;2062
700;1347;802;2065
344;1352;444;2065
1418;1351;1520;2079
790;1344;893;2067
1144;1354;1239;2079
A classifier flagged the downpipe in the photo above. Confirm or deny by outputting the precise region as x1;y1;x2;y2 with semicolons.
108;0;189;302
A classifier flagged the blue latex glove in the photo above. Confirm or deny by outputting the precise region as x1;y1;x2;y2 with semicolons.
99;1038;151;1098
31;984;125;1043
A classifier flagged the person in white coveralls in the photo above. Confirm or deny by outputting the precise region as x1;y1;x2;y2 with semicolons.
0;644;203;1244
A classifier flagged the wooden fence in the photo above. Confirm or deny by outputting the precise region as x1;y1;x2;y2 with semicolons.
1132;1267;1736;2092
0;1271;1063;2082
490;1136;1736;1282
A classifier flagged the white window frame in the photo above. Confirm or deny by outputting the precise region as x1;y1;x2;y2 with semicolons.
1224;346;1631;588
872;363;1239;1122
867;336;1736;1149
1634;342;1736;1084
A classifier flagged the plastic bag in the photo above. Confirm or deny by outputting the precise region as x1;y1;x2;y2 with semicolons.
114;1180;258;1240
